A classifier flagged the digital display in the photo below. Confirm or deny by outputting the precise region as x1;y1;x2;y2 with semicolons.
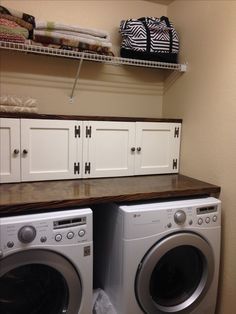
197;206;217;215
53;217;86;229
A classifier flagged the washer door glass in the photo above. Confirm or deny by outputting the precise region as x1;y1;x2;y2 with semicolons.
0;264;68;314
135;233;214;314
0;249;82;314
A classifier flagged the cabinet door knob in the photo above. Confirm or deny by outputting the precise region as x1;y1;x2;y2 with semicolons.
13;149;19;155
23;149;28;155
131;147;135;152
137;147;142;152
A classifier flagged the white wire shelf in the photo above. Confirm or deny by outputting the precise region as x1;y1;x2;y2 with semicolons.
0;41;187;72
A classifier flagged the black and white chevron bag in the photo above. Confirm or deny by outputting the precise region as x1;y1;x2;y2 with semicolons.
120;16;179;63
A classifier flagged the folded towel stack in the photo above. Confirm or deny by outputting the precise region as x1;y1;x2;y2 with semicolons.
0;5;35;43
0;6;114;56
33;20;114;56
0;95;38;113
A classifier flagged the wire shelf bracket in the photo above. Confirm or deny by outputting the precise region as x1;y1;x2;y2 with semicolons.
69;54;84;102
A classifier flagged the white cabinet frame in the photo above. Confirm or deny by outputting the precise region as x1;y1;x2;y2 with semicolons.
0;118;21;183
0;118;181;183
83;121;181;178
135;122;181;175
83;121;136;178
1;118;83;183
21;119;82;182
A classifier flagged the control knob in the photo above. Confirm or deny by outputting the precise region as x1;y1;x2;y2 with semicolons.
174;210;186;225
18;226;36;243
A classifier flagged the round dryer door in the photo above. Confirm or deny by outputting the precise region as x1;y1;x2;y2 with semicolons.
0;249;82;314
135;232;214;314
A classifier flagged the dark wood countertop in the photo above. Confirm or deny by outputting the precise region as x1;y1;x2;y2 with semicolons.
0;112;182;123
0;175;220;217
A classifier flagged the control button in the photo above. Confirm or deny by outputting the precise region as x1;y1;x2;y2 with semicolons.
67;232;74;239
78;229;86;237
174;210;186;225
7;241;14;248
198;218;203;225
213;215;217;222
167;223;172;228
205;217;210;224
189;220;193;225
55;234;62;242
40;236;47;243
18;225;36;244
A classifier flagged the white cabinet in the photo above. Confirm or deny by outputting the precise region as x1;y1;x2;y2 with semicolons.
0;118;82;183
0;118;21;183
83;121;181;178
135;122;181;175
0;118;181;182
83;121;135;178
20;119;82;181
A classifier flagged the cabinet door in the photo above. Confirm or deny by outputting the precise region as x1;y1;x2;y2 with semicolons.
0;118;21;183
83;121;135;178
135;122;181;175
21;119;82;182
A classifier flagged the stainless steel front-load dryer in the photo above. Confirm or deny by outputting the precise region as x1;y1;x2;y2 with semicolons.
94;197;221;314
0;208;93;314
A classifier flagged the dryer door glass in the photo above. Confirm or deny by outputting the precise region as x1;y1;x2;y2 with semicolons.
135;233;214;314
150;245;203;306
0;249;82;314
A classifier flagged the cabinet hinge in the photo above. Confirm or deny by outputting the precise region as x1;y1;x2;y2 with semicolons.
86;126;92;138
74;162;80;174
75;125;80;138
85;162;91;174
174;127;180;138
173;159;178;170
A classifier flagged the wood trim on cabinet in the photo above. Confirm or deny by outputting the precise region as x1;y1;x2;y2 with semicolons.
0;112;182;123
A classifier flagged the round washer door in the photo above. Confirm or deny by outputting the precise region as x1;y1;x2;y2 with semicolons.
0;249;82;314
135;232;214;314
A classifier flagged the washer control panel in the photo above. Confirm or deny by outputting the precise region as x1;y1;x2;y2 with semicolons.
18;225;37;243
0;208;92;254
174;210;186;225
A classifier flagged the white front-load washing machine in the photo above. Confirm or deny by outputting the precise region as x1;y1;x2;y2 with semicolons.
94;197;221;314
0;208;93;314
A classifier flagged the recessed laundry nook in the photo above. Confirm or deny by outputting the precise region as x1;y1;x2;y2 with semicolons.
1;0;236;314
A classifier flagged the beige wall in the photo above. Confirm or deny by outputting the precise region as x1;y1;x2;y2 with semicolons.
164;1;236;313
0;0;167;117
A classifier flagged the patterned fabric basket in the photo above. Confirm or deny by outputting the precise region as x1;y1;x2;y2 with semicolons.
120;16;179;63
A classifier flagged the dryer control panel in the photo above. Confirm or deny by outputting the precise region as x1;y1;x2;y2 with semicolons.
165;201;220;230
120;197;221;239
195;204;218;226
